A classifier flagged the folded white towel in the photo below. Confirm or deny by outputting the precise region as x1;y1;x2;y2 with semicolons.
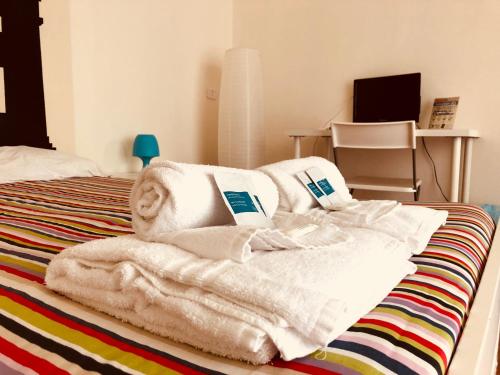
259;157;352;213
46;228;415;362
65;283;278;364
331;199;401;225
151;212;351;263
307;202;448;254
130;161;279;239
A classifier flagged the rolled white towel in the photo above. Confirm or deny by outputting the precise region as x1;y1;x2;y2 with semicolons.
259;157;352;213
130;161;279;239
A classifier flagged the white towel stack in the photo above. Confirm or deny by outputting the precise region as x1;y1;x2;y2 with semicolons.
44;157;448;365
46;228;415;363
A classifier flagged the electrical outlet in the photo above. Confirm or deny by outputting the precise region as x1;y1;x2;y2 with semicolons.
206;88;218;100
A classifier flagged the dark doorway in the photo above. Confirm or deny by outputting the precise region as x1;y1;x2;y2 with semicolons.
0;0;53;148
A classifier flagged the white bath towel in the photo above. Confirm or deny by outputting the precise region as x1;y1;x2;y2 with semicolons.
130;161;279;239
69;285;279;364
333;199;401;224
148;212;352;263
307;202;448;254
46;228;416;362
259;157;352;213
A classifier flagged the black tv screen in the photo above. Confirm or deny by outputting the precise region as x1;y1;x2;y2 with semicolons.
353;73;421;123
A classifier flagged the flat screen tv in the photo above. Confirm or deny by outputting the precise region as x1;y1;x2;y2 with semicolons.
353;73;421;123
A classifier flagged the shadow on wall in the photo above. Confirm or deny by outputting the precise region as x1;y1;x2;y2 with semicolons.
197;61;221;165
121;136;142;172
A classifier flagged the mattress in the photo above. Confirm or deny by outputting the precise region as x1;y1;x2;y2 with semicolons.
0;177;495;375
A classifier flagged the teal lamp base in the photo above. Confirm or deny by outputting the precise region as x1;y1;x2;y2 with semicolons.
140;157;153;168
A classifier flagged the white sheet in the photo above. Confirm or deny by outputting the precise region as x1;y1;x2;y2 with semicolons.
0;146;104;183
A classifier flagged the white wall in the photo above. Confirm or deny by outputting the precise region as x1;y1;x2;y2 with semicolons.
233;0;500;204
40;0;75;152
41;0;232;172
70;0;232;172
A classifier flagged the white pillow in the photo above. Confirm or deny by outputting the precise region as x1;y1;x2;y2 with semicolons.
0;146;105;183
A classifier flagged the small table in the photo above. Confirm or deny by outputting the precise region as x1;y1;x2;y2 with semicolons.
286;128;480;203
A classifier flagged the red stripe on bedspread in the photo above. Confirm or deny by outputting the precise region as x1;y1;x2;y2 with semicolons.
0;335;69;375
272;358;342;374
0;286;208;375
0;265;44;284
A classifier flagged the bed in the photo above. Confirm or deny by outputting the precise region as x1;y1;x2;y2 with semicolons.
0;175;497;375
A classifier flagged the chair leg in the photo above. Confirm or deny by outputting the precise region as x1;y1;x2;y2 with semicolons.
414;187;421;201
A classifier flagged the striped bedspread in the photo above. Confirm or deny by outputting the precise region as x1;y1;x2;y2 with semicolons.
0;177;495;375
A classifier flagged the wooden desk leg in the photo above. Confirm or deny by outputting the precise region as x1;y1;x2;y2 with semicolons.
450;137;462;202
325;136;333;161
293;136;302;159
462;138;474;203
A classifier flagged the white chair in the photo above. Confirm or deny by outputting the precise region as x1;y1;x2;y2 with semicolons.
331;121;422;201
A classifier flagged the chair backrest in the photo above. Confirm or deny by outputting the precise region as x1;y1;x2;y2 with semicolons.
331;121;416;150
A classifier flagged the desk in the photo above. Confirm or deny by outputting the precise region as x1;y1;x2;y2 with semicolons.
286;128;480;203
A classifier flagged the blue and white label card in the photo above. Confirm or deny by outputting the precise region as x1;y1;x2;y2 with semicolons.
214;171;274;228
306;167;352;210
296;171;332;209
223;191;258;214
316;177;335;195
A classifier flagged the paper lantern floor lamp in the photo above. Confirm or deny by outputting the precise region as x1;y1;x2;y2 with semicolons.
133;134;159;168
218;48;265;169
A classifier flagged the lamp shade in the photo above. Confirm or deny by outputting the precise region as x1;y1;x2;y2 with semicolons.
133;134;159;167
218;48;265;169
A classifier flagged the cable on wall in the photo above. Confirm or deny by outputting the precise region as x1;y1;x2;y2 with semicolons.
321;97;354;130
421;137;449;202
315;97;354;156
312;136;320;155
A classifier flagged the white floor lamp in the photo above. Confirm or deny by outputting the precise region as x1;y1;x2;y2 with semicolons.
218;48;265;169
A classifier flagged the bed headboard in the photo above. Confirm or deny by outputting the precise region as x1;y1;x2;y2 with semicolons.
0;0;54;149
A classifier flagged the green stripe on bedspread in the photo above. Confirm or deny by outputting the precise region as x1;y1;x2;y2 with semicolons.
0;178;496;375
